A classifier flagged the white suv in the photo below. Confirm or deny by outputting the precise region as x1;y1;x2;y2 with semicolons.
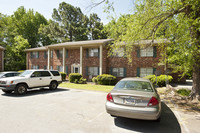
0;70;62;94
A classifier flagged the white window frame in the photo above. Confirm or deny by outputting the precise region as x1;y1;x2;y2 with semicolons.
112;68;124;77
50;50;53;58
57;66;63;72
89;48;98;57
88;67;98;76
140;68;153;77
31;65;39;69
32;52;39;58
140;47;153;57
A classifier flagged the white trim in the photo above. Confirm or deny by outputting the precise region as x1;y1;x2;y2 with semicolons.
63;47;66;73
80;46;83;74
71;63;80;73
99;45;103;75
47;49;50;69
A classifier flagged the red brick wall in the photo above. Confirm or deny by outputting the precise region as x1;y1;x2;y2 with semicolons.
27;51;48;69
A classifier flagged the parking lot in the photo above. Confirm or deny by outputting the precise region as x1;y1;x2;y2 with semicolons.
0;87;199;133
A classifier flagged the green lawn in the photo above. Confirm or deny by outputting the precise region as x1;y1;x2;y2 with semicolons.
59;82;114;92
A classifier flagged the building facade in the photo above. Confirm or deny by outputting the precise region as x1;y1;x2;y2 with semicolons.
25;39;183;82
0;46;5;72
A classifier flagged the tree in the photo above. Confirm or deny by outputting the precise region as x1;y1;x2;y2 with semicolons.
4;35;30;71
52;2;88;41
88;13;107;39
11;6;50;47
103;0;200;99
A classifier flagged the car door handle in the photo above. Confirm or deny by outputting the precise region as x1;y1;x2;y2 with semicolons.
50;77;52;79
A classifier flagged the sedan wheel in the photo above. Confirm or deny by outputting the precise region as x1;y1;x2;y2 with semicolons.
14;84;27;95
49;81;58;90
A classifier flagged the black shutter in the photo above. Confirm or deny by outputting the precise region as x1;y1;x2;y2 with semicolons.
136;67;140;77
137;47;140;57
86;67;88;76
153;46;157;58
66;49;68;58
86;48;89;58
109;67;113;75
123;67;127;77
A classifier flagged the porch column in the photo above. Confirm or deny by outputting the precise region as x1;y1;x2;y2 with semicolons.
80;46;83;74
99;45;103;75
63;47;66;73
47;49;50;69
26;53;28;70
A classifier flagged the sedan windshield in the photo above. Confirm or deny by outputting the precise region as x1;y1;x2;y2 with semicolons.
114;80;153;92
19;70;33;77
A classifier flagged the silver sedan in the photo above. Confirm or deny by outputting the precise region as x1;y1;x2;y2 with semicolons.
106;78;161;121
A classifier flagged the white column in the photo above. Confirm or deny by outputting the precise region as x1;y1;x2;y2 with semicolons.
47;49;51;69
80;46;83;74
63;47;66;73
99;45;103;75
26;52;28;70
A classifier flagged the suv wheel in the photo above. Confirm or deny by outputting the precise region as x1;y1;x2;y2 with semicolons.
2;90;12;94
49;81;58;90
14;84;27;95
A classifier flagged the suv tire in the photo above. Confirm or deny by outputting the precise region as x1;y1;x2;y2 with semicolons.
49;81;58;90
14;84;27;95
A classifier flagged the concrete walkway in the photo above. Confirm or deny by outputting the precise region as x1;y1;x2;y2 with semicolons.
171;80;192;90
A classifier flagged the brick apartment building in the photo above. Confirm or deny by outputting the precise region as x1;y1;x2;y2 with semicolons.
0;46;5;71
25;39;183;82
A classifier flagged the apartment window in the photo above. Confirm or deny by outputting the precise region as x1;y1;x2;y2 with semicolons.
113;48;125;57
31;52;39;58
88;67;98;76
89;48;98;57
112;68;124;77
57;50;63;58
44;66;47;69
50;50;53;58
140;68;153;77
140;47;153;57
31;65;39;69
57;66;63;72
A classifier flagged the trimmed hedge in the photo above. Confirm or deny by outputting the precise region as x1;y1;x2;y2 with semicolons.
92;77;98;84
18;70;25;73
96;74;116;85
69;73;83;83
59;72;67;81
144;74;173;87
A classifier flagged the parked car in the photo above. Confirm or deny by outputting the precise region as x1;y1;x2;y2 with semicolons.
0;70;62;94
106;78;161;121
0;71;20;78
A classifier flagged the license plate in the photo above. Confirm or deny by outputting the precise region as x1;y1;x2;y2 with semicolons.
124;98;136;105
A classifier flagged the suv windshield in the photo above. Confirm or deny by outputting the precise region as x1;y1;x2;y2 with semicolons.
114;80;153;92
19;70;33;77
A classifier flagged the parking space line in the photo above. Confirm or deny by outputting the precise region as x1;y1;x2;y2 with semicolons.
88;112;104;123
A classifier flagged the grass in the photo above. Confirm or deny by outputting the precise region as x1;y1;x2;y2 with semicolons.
59;82;114;92
176;89;191;96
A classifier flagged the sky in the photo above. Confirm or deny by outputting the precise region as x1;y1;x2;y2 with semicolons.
0;0;134;24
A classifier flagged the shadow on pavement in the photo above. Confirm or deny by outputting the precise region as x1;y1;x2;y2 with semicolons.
1;87;70;97
114;102;181;133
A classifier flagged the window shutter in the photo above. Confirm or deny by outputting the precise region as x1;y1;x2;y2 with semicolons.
136;67;140;77
57;50;59;58
86;48;89;58
123;67;127;77
37;52;40;58
66;49;68;58
109;67;113;75
86;67;88;76
137;48;140;57
37;65;39;69
98;48;100;58
31;52;33;59
66;66;68;74
153;46;157;58
98;67;100;75
153;68;156;75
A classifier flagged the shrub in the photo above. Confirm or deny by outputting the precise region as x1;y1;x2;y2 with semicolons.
18;70;25;73
96;74;116;85
176;89;191;96
69;73;83;83
59;72;67;81
144;74;173;87
78;77;87;84
92;77;98;84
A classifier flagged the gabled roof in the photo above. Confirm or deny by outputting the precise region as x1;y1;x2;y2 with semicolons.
0;46;5;50
47;39;113;48
24;46;48;52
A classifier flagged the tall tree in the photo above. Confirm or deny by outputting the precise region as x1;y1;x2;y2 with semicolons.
89;13;107;39
11;6;50;47
52;2;88;41
103;0;200;99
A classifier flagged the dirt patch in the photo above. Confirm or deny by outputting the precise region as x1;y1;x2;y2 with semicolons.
157;86;200;113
